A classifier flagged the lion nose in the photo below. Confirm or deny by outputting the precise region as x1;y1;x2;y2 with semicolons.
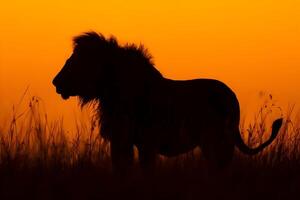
52;75;60;87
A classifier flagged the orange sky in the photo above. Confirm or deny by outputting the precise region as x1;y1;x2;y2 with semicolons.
0;0;299;129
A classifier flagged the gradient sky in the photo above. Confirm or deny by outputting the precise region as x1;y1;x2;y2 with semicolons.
0;0;299;129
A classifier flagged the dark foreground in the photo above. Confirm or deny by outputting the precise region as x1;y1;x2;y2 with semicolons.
0;153;300;200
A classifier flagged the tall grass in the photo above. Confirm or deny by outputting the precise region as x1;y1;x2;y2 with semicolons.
0;96;110;171
1;94;300;167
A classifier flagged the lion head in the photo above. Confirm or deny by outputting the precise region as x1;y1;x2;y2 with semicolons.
53;32;162;107
52;32;119;102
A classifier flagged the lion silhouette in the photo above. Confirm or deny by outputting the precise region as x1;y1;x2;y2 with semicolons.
53;32;283;171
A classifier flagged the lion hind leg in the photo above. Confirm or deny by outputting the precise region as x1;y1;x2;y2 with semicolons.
137;145;157;172
201;131;235;170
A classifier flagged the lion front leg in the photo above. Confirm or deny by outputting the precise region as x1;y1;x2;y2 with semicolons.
138;145;157;172
111;140;134;175
110;114;135;175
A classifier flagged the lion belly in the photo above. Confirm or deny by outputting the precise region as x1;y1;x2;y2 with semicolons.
155;115;216;157
158;140;198;157
152;104;204;157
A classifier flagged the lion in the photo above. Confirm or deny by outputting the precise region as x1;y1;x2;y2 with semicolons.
52;32;283;171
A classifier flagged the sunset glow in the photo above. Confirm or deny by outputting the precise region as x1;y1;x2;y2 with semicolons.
1;0;299;129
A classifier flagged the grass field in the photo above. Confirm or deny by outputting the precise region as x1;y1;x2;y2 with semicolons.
0;96;299;200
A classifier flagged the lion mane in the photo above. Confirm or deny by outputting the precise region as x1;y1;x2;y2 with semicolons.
53;32;283;171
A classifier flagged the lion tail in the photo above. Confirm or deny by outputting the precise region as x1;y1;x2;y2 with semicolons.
235;118;283;155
